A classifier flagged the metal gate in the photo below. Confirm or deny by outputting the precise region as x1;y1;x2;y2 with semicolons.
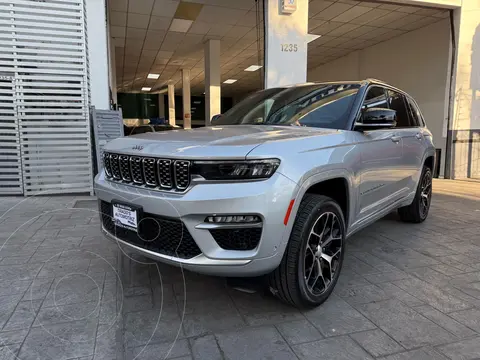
0;0;92;195
0;74;22;194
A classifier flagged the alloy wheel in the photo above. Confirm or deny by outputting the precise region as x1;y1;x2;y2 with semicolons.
303;212;343;296
420;171;432;218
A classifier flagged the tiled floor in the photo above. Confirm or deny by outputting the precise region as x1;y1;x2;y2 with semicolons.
0;179;479;360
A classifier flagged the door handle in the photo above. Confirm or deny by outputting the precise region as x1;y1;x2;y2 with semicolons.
415;133;423;140
391;136;401;143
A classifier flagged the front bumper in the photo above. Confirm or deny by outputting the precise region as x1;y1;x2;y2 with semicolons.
94;172;298;276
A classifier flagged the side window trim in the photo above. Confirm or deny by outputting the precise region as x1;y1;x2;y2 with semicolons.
406;96;425;127
399;93;412;128
386;89;413;129
405;99;417;127
353;85;396;131
355;85;388;121
364;86;388;109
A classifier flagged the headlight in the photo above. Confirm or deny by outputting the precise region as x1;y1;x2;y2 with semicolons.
192;159;280;180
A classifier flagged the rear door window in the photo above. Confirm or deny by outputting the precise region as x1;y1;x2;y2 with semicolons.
405;97;424;127
387;90;411;128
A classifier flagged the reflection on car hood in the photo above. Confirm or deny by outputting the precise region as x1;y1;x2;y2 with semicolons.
104;125;342;159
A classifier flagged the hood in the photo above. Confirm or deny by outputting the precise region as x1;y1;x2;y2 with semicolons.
104;125;341;159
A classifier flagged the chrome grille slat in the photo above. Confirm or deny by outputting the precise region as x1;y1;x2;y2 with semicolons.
119;155;132;182
103;152;112;177
174;160;190;190
110;154;121;179
157;159;173;189
130;156;143;184
142;158;157;186
104;152;190;191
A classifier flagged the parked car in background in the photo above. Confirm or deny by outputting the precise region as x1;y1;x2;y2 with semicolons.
124;124;176;136
96;79;435;307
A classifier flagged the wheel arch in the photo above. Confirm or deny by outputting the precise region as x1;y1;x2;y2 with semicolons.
424;155;435;171
288;169;354;231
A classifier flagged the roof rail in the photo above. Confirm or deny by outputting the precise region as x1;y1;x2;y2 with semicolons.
366;78;387;83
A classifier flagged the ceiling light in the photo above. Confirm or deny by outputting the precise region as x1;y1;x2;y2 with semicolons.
169;18;193;33
307;34;322;43
244;65;262;72
147;73;160;79
141;87;151;91
223;79;237;84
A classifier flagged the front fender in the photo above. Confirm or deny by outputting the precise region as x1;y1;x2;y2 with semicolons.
278;168;356;250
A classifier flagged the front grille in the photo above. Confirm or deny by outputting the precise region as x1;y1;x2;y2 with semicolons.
209;227;262;251
158;159;172;188
130;157;143;184
110;154;121;179
143;158;157;186
174;161;190;190
103;152;112;177
120;156;131;182
103;152;191;192
100;201;201;259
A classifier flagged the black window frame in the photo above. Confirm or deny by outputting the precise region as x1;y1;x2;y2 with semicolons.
348;81;424;131
353;85;390;128
405;96;425;127
362;86;389;111
386;89;413;129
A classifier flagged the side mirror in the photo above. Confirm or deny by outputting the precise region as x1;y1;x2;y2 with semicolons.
355;108;397;130
211;114;222;124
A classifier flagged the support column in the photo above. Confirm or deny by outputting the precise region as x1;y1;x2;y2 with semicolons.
264;0;308;88
182;69;192;130
447;2;480;179
86;0;109;109
107;27;117;106
158;95;165;119
204;39;221;126
168;82;175;127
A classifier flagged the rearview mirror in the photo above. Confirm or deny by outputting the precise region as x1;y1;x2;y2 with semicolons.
355;108;396;130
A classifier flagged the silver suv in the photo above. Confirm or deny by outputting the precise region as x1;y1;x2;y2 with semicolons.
95;80;435;307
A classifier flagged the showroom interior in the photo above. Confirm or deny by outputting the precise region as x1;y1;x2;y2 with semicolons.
100;0;479;182
0;0;478;196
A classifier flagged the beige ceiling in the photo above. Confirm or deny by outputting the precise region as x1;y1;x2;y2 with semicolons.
110;0;448;97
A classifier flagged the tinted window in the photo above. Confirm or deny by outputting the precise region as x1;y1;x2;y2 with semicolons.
363;87;388;109
215;83;360;130
387;90;411;128
405;97;423;127
292;91;358;128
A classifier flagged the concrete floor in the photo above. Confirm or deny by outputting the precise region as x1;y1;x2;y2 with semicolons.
0;179;479;360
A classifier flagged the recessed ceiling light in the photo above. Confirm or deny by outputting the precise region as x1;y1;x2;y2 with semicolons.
169;18;193;33
223;79;237;84
244;65;262;72
147;73;160;79
141;87;151;91
307;34;322;43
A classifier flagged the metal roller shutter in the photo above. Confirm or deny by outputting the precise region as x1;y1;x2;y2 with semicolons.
0;0;92;195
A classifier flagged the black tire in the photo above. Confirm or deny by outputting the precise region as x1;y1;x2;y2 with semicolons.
268;194;346;308
398;166;432;223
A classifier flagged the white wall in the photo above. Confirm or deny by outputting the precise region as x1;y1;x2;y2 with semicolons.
308;19;451;176
86;0;109;109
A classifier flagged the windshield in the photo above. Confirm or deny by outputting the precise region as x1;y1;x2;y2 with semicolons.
215;83;360;130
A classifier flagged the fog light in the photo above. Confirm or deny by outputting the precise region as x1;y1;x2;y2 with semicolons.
205;215;261;223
